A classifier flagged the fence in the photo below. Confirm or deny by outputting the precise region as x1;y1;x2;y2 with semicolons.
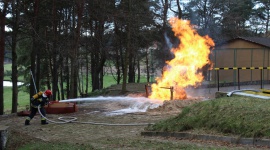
214;67;270;91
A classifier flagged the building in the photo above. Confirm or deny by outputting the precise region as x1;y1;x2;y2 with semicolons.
211;37;270;85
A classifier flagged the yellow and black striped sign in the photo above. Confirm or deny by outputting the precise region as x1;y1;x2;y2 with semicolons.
214;67;270;70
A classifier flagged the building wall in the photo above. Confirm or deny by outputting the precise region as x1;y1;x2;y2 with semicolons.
211;39;270;83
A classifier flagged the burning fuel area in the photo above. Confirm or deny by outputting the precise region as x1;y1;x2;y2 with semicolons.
132;17;215;109
146;18;214;101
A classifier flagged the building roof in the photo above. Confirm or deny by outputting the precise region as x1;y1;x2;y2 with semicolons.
221;37;270;48
238;37;270;48
216;37;270;48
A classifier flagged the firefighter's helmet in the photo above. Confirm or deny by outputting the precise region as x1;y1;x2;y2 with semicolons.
44;90;52;97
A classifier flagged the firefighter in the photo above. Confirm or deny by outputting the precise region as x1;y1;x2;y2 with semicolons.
25;89;52;125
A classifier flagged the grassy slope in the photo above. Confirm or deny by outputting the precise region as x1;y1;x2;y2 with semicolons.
146;96;270;138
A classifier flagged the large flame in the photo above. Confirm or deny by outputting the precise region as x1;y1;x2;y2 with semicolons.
149;18;215;101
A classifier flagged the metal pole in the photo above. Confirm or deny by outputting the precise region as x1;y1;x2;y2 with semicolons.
145;84;149;98
30;70;37;93
261;69;263;89
217;70;219;91
170;86;173;100
238;68;240;90
251;49;253;81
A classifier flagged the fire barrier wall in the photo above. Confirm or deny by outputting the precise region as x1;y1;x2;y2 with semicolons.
210;48;270;84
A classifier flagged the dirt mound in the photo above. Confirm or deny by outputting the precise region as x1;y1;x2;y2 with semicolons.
149;99;201;113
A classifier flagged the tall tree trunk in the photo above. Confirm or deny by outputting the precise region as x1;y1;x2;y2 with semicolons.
30;0;40;97
0;1;8;115
176;0;182;19
114;22;122;84
60;64;65;100
162;0;168;32
128;47;135;83
85;54;89;94
52;0;59;100
91;19;106;91
136;57;140;83
11;0;19;113
122;0;131;93
146;49;150;83
65;56;70;98
119;28;124;84
47;58;52;90
159;0;170;66
70;1;84;98
99;68;103;89
63;10;70;99
78;64;82;95
91;59;98;91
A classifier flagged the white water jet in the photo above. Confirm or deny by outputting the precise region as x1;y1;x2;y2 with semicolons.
60;96;160;102
60;96;163;115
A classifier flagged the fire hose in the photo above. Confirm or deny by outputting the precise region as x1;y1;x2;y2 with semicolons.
37;105;154;126
226;89;260;97
32;68;152;126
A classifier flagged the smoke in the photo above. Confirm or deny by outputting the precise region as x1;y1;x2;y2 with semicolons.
164;32;173;50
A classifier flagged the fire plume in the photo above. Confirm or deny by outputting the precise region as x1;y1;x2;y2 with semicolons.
149;18;215;101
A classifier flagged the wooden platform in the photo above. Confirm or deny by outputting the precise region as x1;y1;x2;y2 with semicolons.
17;101;78;116
45;101;78;114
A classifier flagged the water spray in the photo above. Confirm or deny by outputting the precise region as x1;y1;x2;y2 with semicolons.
31;69;160;126
60;96;161;103
38;96;162;126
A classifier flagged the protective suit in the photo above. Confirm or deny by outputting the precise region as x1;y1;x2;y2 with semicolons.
25;90;52;125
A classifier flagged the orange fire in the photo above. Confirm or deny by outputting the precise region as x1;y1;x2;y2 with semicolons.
149;18;215;101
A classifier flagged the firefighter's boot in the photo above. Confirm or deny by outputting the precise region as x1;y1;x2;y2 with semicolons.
41;119;48;125
25;119;30;125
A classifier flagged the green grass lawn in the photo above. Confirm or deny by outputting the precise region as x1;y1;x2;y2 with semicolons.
4;87;30;113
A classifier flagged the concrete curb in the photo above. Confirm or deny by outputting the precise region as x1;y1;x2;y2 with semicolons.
141;131;270;147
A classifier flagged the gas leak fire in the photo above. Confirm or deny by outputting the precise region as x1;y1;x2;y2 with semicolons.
149;18;215;101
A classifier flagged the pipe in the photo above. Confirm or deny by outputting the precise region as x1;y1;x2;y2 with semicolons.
226;89;260;97
30;70;37;93
38;105;154;126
